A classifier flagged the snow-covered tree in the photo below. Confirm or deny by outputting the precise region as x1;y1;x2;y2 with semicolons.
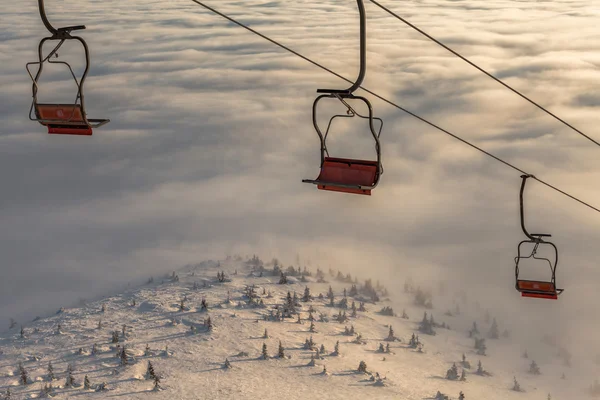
512;376;523;392
303;286;311;302
205;316;213;331
401;309;409;319
529;360;541;375
309;321;316;333
333;341;340;356
84;375;91;390
446;363;459;380
46;361;55;381
460;368;466;381
488;318;499;339
458;391;465;400
320;344;326;354
153;373;162;391
474;338;486;356
261;342;268;360
120;346;129;366
19;363;28;385
278;341;285;358
386;326;396;341
356;360;368;374
65;364;75;388
111;331;119;343
145;361;156;380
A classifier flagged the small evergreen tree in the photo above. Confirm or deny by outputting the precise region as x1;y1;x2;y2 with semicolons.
65;364;75;388
263;328;269;339
386;343;390;353
460;368;466;381
357;361;367;373
224;358;232;369
47;361;55;381
19;363;28;385
146;361;156;380
488;318;499;339
84;375;91;390
120;346;129;366
446;363;459;380
144;343;151;356
153;374;162;391
333;341;340;356
529;360;540;375
303;286;311;302
309;321;316;332
262;342;268;360
112;331;119;343
278;341;285;358
512;376;522;392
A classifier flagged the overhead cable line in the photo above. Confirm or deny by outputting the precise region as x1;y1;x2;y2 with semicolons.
367;0;600;148
190;0;600;214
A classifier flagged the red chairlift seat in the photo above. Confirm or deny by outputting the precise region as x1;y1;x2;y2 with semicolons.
309;157;379;195
516;280;560;300
36;104;93;135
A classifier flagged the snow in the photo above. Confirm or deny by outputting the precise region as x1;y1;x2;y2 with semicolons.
0;258;582;399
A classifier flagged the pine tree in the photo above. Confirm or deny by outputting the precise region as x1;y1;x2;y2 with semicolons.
460;368;466;381
97;320;102;330
378;343;385;352
206;316;213;330
144;344;151;356
47;361;55;381
357;361;367;373
458;391;465;400
146;361;156;380
122;324;127;338
327;286;334;299
529;360;540;375
278;341;285;358
224;358;232;369
84;375;91;390
334;341;340;356
320;344;326;354
488;318;499;339
309;321;316;332
20;326;24;339
112;331;119;343
387;326;395;341
512;376;522;392
386;343;391;353
153;374;162;391
65;364;75;387
263;328;269;339
303;286;311;302
262;342;268;360
446;363;459;380
120;346;129;366
19;363;28;385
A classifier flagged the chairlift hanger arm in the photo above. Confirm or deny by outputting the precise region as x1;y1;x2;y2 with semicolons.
317;0;366;95
519;174;551;241
38;0;86;37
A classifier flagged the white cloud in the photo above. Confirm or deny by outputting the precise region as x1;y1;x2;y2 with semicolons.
1;0;599;378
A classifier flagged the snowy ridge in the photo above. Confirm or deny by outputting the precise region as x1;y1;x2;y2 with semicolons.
0;257;585;399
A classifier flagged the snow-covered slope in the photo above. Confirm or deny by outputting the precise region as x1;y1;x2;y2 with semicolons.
0;257;586;399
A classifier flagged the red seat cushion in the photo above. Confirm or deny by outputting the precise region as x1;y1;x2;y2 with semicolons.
316;157;379;195
36;104;86;125
517;280;558;299
48;125;93;136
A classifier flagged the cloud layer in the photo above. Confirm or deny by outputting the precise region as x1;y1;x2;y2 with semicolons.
1;0;599;382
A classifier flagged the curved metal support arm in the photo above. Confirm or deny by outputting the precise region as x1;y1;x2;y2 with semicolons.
37;0;86;37
519;174;551;241
317;0;366;95
38;0;58;35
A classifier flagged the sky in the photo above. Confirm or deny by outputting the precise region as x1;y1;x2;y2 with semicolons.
1;0;599;359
